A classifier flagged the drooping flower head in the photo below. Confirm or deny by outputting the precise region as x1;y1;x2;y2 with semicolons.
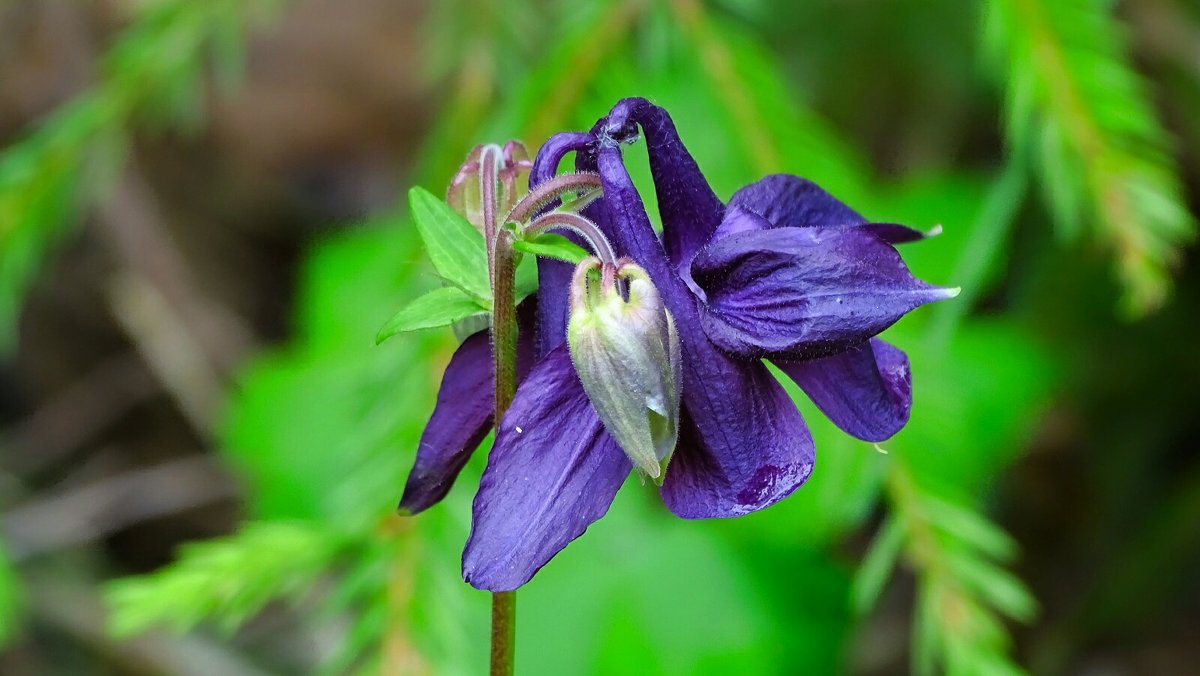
401;99;956;591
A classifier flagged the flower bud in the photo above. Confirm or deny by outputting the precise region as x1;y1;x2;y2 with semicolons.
497;141;532;218
446;141;533;233
567;258;682;483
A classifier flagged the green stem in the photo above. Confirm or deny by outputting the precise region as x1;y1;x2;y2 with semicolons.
489;228;518;675
491;231;518;416
490;591;517;676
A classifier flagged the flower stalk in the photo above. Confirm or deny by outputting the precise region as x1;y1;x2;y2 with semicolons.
491;229;518;417
489;241;518;676
525;211;618;266
505;171;602;224
475;145;521;676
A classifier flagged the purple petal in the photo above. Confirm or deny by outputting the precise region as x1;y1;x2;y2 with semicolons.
775;338;912;442
397;330;493;514
398;300;538;514
660;352;817;519
462;345;631;591
707;205;927;247
598;98;725;269
709;204;772;241
530;132;594;190
595;145;816;518
692;226;956;359
728;174;866;227
858;222;937;245
727;174;931;244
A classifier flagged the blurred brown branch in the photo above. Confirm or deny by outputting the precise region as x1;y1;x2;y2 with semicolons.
2;455;237;562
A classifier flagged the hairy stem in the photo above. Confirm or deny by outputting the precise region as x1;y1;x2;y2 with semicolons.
490;590;517;676
480;143;503;281
489;228;518;675
491;232;518;417
505;172;602;225
525;211;618;266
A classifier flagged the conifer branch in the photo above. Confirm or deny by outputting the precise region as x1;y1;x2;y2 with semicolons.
987;0;1195;314
881;465;1034;676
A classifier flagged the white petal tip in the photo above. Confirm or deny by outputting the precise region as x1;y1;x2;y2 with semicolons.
942;286;962;298
925;224;944;237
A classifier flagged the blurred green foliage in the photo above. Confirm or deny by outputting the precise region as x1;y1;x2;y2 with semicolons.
0;543;19;646
0;0;279;350
0;0;1195;674
986;0;1195;315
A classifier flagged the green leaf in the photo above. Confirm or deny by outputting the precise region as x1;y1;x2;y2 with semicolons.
513;232;591;264
515;252;539;300
375;286;487;344
408;186;491;300
913;580;941;676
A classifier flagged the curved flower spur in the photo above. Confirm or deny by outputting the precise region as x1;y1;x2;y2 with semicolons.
455;98;957;591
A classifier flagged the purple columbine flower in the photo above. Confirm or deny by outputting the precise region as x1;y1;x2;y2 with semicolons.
455;98;956;591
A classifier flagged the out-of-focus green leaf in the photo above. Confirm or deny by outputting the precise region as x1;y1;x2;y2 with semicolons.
517;486;847;676
224;222;445;522
852;516;905;615
376;287;487;344
891;470;1036;675
693;14;870;198
913;578;940;676
887;318;1058;491
922;164;1027;346
943;550;1037;623
105;521;338;637
408;187;491;301
923;494;1018;562
0;96;117;350
512;232;591;264
0;543;21;647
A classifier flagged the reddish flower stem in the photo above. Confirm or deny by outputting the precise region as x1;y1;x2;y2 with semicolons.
486;162;519;676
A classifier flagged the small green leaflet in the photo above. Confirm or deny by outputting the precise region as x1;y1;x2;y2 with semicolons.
557;188;602;214
513;232;591;264
375;286;487;344
408;186;491;301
